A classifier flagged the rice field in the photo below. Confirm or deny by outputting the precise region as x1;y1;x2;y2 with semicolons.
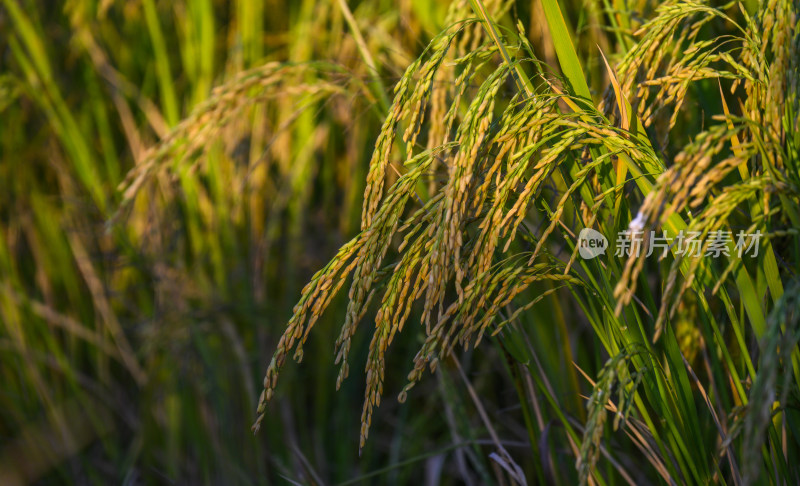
1;0;799;484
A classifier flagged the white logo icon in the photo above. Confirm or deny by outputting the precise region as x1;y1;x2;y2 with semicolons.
578;228;608;259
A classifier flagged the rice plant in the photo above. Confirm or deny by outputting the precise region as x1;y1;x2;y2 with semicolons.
2;0;799;484
252;0;800;484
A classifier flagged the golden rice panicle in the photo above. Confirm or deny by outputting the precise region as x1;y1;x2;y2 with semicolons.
253;236;364;432
608;0;800;329
426;0;502;153
117;63;345;217
361;57;421;230
419;63;507;331
577;349;642;486
359;60;516;439
610;1;745;147
361;27;466;230
336;150;441;390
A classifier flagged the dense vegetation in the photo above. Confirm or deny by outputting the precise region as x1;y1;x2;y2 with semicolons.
1;0;799;484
